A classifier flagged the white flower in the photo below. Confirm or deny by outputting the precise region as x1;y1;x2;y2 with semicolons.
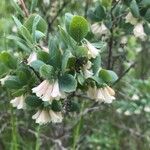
49;110;63;123
124;110;132;116
121;36;128;44
91;22;109;37
134;109;141;114
116;108;122;114
32;110;51;125
32;109;63;124
87;86;115;103
84;40;99;58
133;23;146;40
32;80;65;103
83;61;93;78
131;94;139;101
27;52;37;65
144;106;150;112
12;26;17;33
0;75;10;86
43;0;50;5
125;12;137;25
10;95;26;109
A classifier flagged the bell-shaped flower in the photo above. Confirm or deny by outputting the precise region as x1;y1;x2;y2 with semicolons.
125;12;137;25
133;23;146;40
32;109;63;124
84;40;99;59
83;61;93;78
27;52;37;65
32;80;65;103
87;86;115;103
10;95;26;109
49;110;63;123
0;75;10;86
32;109;51;125
91;22;109;37
144;106;150;113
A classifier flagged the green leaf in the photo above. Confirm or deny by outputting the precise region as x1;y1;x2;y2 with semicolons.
0;52;17;69
37;51;50;64
101;0;112;8
11;0;24;17
75;46;88;57
144;8;150;22
30;0;39;13
4;76;22;89
0;62;9;78
129;0;140;18
140;0;150;7
59;26;77;51
59;74;77;92
69;101;80;112
99;69;118;83
69;16;89;42
88;5;106;22
92;55;101;75
17;66;31;85
35;30;45;41
25;95;42;107
19;25;34;44
30;60;45;72
24;14;47;34
65;13;74;33
12;16;22;29
61;49;74;72
12;88;26;97
48;35;62;69
32;15;41;42
39;64;54;80
51;100;62;112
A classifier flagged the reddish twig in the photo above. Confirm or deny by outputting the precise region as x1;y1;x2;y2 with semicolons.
19;0;29;17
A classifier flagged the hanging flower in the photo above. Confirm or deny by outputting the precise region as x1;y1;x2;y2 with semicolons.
0;75;10;86
49;110;63;123
144;106;150;113
83;61;93;78
131;94;139;101
91;22;109;37
32;109;63;124
87;86;115;103
10;95;26;109
84;40;99;59
27;52;37;65
32;80;65;103
133;23;146;40
125;12;138;25
32;109;51;124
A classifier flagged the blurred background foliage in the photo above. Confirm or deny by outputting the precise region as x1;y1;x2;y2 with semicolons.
0;0;150;149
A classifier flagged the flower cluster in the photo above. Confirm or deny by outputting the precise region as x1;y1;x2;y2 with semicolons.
0;14;117;125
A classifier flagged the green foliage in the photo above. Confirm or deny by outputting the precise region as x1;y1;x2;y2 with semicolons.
39;64;55;80
69;16;89;42
24;14;47;34
59;74;77;92
25;95;42;108
99;69;118;84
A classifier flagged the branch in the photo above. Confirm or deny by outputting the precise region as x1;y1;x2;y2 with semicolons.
48;1;68;30
113;62;136;85
19;0;29;17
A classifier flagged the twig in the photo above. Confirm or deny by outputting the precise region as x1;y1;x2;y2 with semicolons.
19;0;29;17
48;1;68;31
107;0;121;69
20;127;67;150
113;62;136;85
